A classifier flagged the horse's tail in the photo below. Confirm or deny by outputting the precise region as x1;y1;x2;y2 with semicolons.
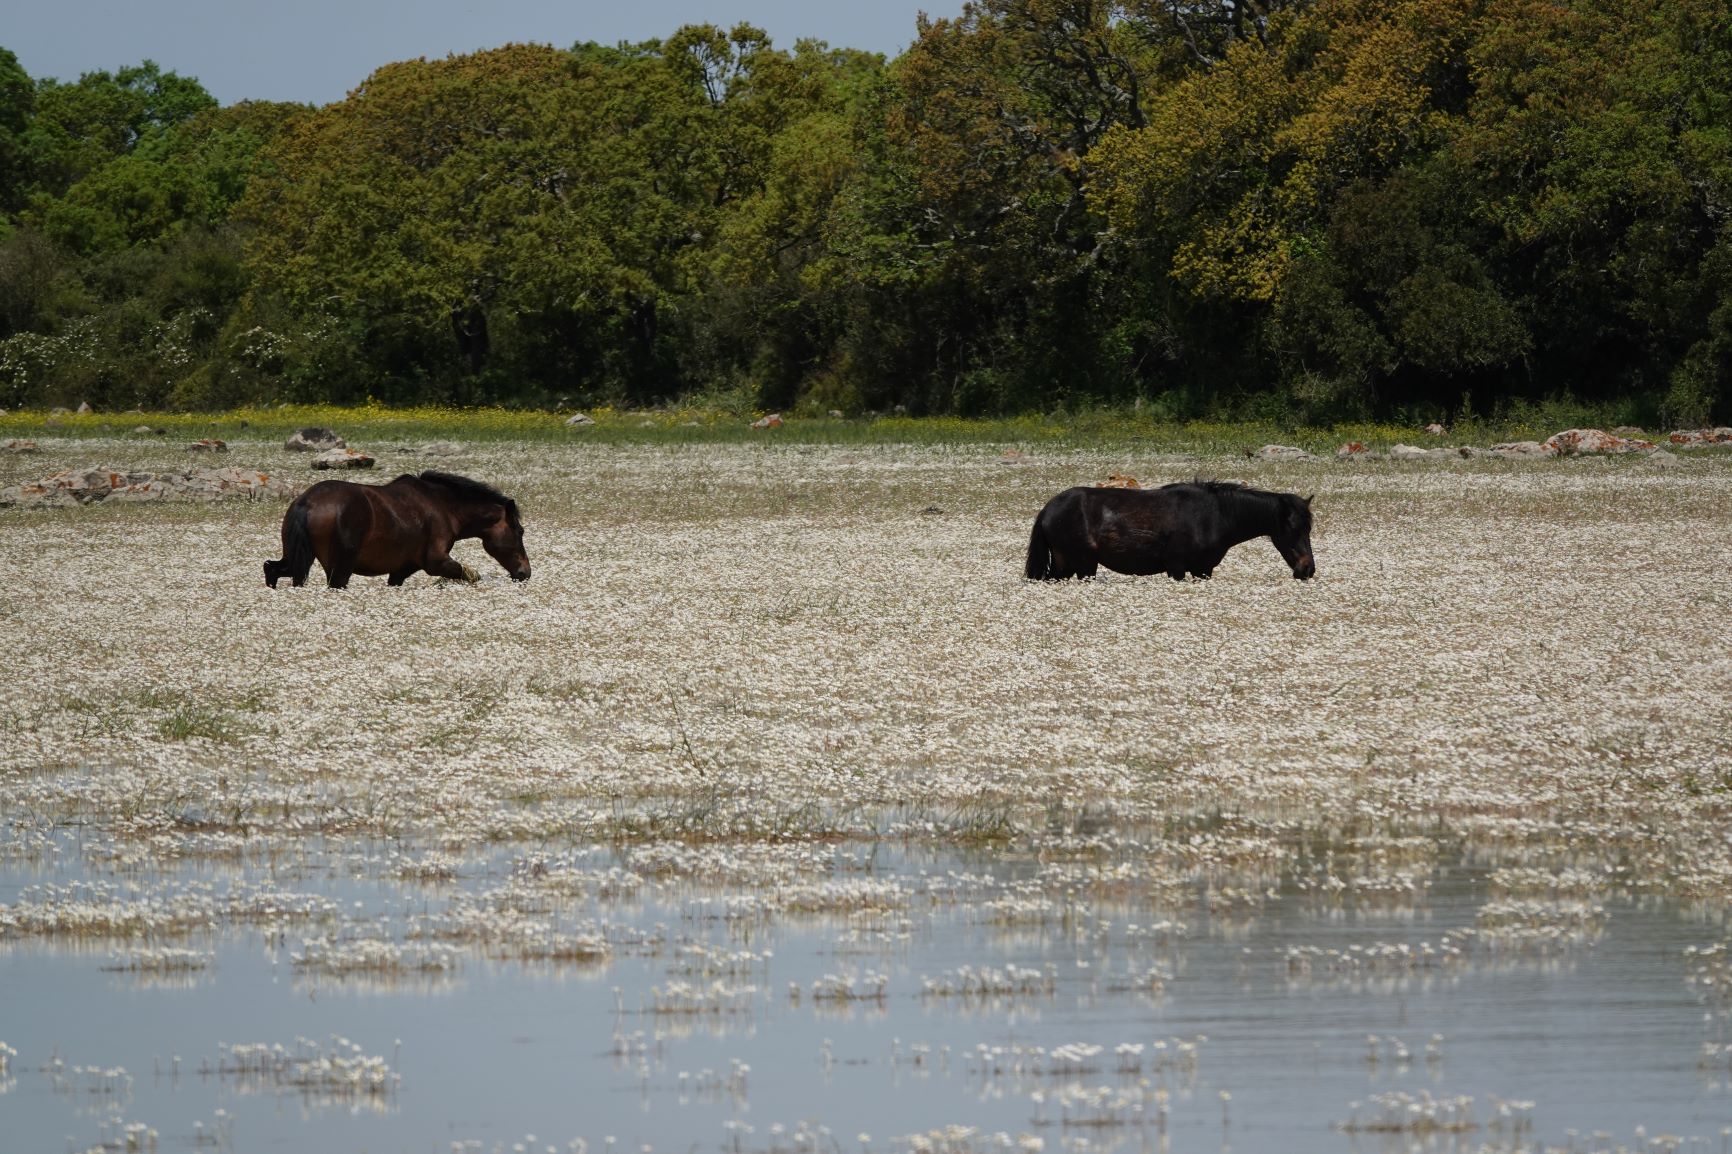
265;498;314;587
1025;516;1053;581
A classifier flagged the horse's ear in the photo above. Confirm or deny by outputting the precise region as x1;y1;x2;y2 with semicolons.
1303;494;1314;506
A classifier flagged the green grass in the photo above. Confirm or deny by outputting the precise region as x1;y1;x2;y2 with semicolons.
0;401;1627;453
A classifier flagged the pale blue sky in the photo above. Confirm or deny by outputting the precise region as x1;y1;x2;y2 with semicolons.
5;0;962;106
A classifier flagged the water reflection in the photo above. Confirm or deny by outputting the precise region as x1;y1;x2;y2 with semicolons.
3;831;1731;1152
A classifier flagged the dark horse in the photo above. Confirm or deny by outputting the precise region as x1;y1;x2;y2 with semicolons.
1026;481;1315;581
264;471;530;588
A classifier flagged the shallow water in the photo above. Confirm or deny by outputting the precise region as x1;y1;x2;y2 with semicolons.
3;836;1727;1154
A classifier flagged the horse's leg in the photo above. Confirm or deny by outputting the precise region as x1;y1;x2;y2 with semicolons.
1166;569;1186;581
1074;557;1098;580
324;564;352;589
387;565;419;586
422;554;471;581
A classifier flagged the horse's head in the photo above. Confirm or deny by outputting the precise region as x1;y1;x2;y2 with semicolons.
1273;494;1315;580
481;500;532;581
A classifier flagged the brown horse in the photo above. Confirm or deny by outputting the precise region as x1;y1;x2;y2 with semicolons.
1026;480;1315;581
264;471;530;588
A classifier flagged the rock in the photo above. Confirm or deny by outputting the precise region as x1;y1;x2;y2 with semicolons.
828;409;845;419
43;417;63;428
1543;428;1653;455
3;439;39;453
1097;473;1140;488
1647;448;1680;468
76;401;93;414
189;438;228;452
1390;443;1470;460
132;425;158;435
1253;444;1318;461
1423;422;1446;436
1667;427;1732;446
0;465;299;509
1489;440;1553;457
1336;441;1369;458
310;447;375;470
751;413;783;430
284;427;345;452
563;412;596;427
419;441;463;456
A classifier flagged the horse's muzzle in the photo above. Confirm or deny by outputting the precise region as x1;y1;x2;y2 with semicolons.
512;566;532;582
1293;555;1316;580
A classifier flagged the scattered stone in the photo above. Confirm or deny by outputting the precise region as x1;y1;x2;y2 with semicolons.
751;413;783;430
1097;473;1140;488
828;410;845;420
132;425;161;436
284;427;345;452
189;438;228;452
1542;428;1653;455
1489;440;1552;457
1667;427;1732;446
1390;443;1473;460
1253;444;1318;461
418;441;463;456
563;412;596;427
4;439;39;453
76;401;93;414
1647;448;1680;468
0;466;299;509
1424;423;1446;436
310;447;375;470
1336;441;1369;458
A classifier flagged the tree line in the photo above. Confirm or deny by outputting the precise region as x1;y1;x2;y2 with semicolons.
1;0;1728;423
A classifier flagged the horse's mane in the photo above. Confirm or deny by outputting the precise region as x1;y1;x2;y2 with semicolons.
415;471;520;523
1172;477;1309;527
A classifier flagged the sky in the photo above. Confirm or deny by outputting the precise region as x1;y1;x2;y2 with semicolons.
5;0;964;107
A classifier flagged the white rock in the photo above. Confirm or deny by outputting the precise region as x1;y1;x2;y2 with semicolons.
285;427;345;452
310;448;375;470
564;412;596;427
1489;441;1553;458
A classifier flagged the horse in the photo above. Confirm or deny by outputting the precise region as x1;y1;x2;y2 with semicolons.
264;470;530;589
1025;480;1315;582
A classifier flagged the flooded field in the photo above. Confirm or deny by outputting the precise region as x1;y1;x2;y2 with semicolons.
3;438;1731;1154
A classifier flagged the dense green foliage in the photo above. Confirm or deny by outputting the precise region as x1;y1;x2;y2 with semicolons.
2;0;1729;423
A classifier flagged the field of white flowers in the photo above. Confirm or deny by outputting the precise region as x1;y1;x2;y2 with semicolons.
3;437;1731;1152
5;440;1728;852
